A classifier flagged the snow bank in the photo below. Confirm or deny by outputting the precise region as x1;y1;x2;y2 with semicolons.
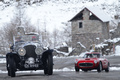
53;67;74;72
0;58;6;63
115;46;120;56
110;67;120;71
95;43;108;48
107;38;120;43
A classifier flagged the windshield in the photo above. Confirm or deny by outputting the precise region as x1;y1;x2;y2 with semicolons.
83;53;101;58
14;34;39;44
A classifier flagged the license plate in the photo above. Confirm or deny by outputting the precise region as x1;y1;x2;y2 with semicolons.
24;64;39;68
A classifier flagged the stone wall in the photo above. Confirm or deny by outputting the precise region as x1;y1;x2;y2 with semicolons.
71;20;102;34
72;33;103;50
102;22;109;39
71;20;107;50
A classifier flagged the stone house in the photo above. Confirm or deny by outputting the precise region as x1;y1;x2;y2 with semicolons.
69;6;111;51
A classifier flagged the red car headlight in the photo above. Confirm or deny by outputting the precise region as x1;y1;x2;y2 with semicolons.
75;59;78;64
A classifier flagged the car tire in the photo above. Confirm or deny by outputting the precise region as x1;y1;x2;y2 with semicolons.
6;59;10;76
47;54;53;75
44;54;53;75
7;68;10;76
44;68;48;75
9;58;16;77
75;66;79;72
105;63;109;72
97;62;102;73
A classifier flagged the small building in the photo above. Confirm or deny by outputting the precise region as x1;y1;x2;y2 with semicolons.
69;6;111;51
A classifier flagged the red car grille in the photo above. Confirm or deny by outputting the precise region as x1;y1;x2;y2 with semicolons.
79;63;93;67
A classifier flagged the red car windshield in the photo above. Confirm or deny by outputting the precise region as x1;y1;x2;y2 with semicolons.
83;53;101;58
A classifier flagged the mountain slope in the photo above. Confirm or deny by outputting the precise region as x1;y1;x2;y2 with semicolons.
0;0;118;32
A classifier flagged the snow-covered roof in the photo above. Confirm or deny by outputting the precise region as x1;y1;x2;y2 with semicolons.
70;6;111;22
86;6;111;22
77;42;86;49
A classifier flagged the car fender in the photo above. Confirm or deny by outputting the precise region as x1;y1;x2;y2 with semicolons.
6;52;20;63
99;58;108;68
42;49;53;58
41;49;53;65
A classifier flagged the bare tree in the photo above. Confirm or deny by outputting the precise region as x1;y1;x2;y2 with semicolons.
23;20;37;33
52;28;59;48
61;22;72;47
0;16;38;54
3;18;19;43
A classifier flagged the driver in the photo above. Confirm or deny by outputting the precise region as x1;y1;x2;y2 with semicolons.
15;36;24;43
32;36;37;41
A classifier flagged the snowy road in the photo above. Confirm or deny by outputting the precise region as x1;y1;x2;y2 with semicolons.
0;71;120;80
0;55;120;80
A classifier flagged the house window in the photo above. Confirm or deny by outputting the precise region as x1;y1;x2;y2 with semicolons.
79;22;83;28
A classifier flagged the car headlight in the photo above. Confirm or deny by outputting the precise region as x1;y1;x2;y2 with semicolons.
94;60;97;64
35;47;43;55
75;59;78;64
18;47;26;56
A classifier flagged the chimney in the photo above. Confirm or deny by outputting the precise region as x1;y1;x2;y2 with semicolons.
83;8;90;20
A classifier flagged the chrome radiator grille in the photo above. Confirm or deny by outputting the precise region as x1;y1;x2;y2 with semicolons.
24;45;37;59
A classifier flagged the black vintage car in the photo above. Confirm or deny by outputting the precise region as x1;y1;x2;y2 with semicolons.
6;33;53;77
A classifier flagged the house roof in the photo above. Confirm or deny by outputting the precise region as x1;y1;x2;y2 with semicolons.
69;6;111;22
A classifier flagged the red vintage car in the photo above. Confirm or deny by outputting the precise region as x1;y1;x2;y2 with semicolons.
75;52;110;72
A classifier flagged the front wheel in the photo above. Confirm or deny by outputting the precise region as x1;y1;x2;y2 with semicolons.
97;62;102;73
75;66;79;72
48;54;53;75
8;57;16;77
44;54;53;75
6;59;10;76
